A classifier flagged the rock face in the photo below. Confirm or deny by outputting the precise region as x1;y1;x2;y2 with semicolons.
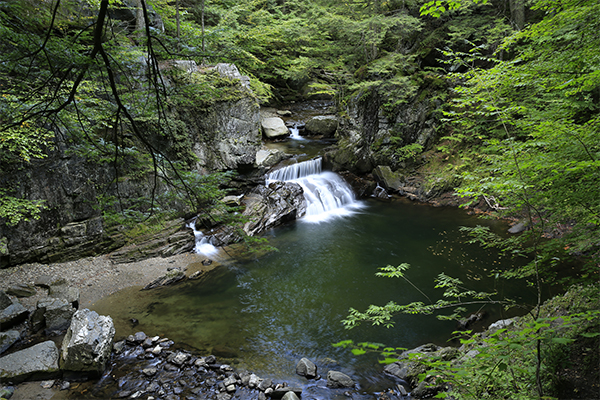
261;117;289;139
0;64;260;267
326;90;437;174
304;115;338;137
0;340;60;383
61;309;115;374
243;182;307;236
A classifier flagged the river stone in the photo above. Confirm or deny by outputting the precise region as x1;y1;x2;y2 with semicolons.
295;357;318;379
271;386;302;398
5;283;36;298
0;340;59;383
326;370;355;388
61;309;115;374
0;330;20;355
304;115;338;137
0;290;12;310
281;391;300;400
0;302;28;329
261;117;289;139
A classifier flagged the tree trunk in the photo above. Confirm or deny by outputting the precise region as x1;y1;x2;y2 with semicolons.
509;0;525;30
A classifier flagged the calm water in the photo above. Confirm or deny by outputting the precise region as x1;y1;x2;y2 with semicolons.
92;198;537;391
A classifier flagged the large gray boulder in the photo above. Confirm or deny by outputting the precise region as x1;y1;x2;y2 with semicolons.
261;117;289;139
326;370;355;388
0;340;60;383
304;115;338;137
243;181;307;236
61;309;115;374
255;148;287;169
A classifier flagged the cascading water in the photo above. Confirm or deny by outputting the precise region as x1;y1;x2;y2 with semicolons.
186;220;219;256
289;125;305;140
266;158;363;222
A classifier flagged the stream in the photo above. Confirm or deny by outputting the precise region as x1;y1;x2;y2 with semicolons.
90;124;541;395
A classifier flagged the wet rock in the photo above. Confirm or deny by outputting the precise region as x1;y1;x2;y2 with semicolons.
243;182;307;236
143;367;158;377
261;117;289;139
168;351;190;366
248;373;262;388
142;269;186;290
296;357;318;379
5;283;36;298
0;291;13;310
258;377;272;391
0;340;60;383
326;370;355;388
305;115;338;137
0;302;29;329
61;309;115;374
127;331;147;344
113;340;126;354
0;386;15;399
281;391;300;400
272;386;303;398
0;331;20;355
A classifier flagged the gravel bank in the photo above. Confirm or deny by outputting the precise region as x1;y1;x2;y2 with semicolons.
0;252;211;309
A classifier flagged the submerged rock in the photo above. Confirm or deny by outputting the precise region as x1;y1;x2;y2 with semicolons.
295;357;318;379
326;370;355;388
142;269;186;290
0;340;60;383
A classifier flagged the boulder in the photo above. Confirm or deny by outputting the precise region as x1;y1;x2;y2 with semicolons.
0;340;60;383
326;370;355;388
0;330;20;355
32;298;75;334
243;182;307;236
261;117;289;139
296;357;318;379
0;302;29;330
61;309;115;374
304;115;338;137
372;165;403;192
255;148;287;169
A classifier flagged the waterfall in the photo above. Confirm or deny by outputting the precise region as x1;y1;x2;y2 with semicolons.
289;126;305;140
186;220;219;256
266;158;363;222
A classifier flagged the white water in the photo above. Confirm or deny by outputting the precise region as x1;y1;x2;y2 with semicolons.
186;220;219;256
266;158;363;223
289;126;305;140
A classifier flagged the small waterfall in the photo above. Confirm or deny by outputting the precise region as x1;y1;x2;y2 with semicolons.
186;220;219;256
289;126;305;140
267;158;363;222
